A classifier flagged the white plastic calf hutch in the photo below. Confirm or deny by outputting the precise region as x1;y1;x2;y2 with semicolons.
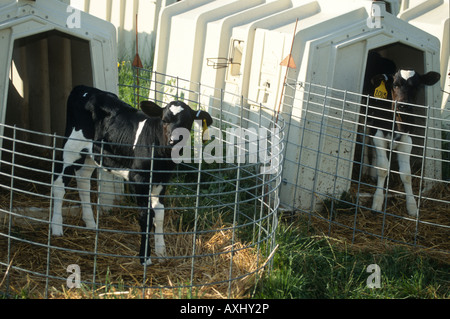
153;0;312;120
263;1;443;212
152;0;443;213
0;0;120;217
152;0;270;108
244;0;443;211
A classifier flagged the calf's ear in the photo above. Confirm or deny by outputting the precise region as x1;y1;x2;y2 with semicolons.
193;110;213;126
140;100;163;117
421;71;440;86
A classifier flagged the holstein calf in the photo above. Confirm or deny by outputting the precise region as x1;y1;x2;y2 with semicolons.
364;55;440;217
51;85;213;265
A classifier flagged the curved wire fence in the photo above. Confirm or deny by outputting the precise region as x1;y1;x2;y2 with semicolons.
0;69;285;298
1;64;448;298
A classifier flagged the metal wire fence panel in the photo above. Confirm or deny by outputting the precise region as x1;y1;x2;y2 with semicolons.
2;64;448;298
279;78;449;257
0;69;284;298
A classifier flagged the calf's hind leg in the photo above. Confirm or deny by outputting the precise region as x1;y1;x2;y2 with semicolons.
52;165;73;236
51;129;94;235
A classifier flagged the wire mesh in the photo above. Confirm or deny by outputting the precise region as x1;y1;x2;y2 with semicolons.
279;78;449;258
0;69;284;298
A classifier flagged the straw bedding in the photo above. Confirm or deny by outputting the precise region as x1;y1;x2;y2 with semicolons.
312;179;450;264
0;145;269;298
0;199;262;298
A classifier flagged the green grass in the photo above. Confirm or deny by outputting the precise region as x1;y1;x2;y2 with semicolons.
118;60;152;106
253;217;450;299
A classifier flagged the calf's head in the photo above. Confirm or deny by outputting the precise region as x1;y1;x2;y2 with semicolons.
371;70;440;133
372;70;441;110
140;100;213;146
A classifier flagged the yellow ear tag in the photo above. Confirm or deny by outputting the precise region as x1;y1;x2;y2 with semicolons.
374;81;388;99
202;119;210;142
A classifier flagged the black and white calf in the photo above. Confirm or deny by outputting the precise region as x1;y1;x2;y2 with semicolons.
51;85;212;265
364;54;440;217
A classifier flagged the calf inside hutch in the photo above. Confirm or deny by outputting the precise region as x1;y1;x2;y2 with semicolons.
352;43;441;217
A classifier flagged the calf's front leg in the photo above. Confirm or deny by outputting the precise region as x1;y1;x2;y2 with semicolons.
137;184;167;265
151;185;166;259
371;130;389;212
139;207;154;266
396;134;418;217
75;158;97;229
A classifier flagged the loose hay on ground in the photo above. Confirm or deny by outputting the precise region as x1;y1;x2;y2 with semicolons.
0;200;263;299
311;181;450;264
